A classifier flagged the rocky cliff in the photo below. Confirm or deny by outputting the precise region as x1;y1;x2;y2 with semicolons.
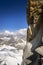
22;0;43;65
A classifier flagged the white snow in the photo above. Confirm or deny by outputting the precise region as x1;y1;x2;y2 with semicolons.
0;28;27;65
15;39;26;49
0;37;10;41
18;28;27;35
4;30;14;35
0;28;27;36
0;44;23;65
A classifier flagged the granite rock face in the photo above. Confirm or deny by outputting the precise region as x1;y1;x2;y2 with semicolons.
22;0;43;65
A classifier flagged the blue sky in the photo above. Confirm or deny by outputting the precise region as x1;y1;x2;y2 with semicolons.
0;0;28;31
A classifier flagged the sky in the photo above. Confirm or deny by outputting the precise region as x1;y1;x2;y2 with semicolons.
0;0;28;31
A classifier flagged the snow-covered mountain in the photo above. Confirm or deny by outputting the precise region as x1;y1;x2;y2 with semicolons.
0;28;27;65
0;28;27;49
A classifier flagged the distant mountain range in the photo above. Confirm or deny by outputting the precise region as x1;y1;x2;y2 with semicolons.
0;28;27;49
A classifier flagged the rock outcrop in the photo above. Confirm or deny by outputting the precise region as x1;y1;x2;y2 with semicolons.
22;0;43;65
